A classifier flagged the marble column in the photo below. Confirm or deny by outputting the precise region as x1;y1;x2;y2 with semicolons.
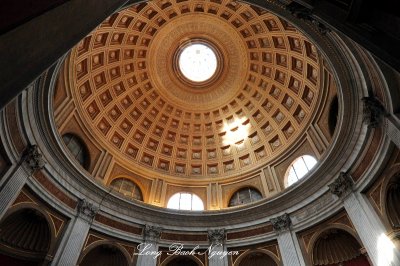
271;214;305;266
329;172;400;266
208;229;228;266
136;225;162;266
0;145;45;219
50;199;98;266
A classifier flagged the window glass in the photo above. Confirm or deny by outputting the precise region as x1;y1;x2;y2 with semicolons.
229;187;263;207
62;133;89;169
167;192;204;211
110;178;143;201
285;155;317;187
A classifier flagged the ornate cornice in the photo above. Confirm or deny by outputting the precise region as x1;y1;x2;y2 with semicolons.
77;199;98;222
144;225;162;243
21;144;45;172
362;96;386;128
328;172;353;198
208;229;225;245
271;213;291;232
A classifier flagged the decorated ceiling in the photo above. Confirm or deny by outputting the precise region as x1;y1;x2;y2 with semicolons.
56;0;329;183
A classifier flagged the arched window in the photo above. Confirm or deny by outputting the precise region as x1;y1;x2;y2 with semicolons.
285;155;317;187
62;133;90;170
110;178;143;201
229;187;263;207
167;192;204;211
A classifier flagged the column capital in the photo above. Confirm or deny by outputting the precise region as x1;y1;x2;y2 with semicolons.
77;199;98;223
328;172;353;198
208;229;225;245
285;2;330;35
362;96;387;128
144;225;162;243
21;144;45;172
271;213;291;232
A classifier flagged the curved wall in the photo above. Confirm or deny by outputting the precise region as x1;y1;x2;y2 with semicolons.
0;0;400;265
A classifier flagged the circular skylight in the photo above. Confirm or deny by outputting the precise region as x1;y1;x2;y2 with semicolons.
178;43;217;82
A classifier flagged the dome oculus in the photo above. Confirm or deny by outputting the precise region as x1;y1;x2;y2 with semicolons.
178;43;217;82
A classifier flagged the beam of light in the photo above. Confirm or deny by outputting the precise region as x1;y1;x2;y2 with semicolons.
222;117;250;146
377;233;395;266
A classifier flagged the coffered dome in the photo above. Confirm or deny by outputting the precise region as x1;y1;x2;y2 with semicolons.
54;0;336;207
2;0;400;265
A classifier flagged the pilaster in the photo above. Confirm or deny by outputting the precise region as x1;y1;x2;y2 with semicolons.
329;172;400;266
50;199;98;266
136;225;162;266
208;229;228;266
0;144;45;219
384;116;400;148
361;96;400;150
271;213;305;266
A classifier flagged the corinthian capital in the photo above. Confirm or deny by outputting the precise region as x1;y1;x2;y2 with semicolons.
77;199;98;222
328;172;353;198
22;144;45;172
362;96;386;128
271;213;291;232
144;225;162;243
208;229;225;245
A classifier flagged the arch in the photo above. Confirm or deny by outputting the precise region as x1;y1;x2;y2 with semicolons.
310;227;370;266
234;249;280;266
161;255;203;266
384;171;400;228
167;192;204;211
386;181;400;228
379;164;400;230
79;242;130;266
284;155;317;187
228;186;263;207
62;133;90;170
110;177;143;201
328;95;339;136
0;207;52;264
